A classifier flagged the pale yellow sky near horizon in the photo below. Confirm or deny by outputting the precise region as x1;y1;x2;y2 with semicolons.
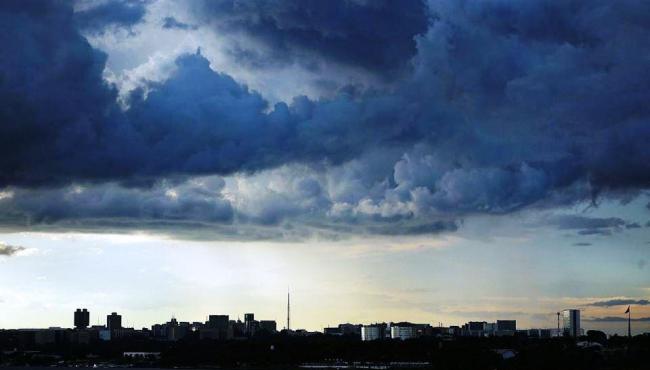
1;225;649;336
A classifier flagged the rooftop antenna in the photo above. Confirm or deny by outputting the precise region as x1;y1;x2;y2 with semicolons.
287;287;291;331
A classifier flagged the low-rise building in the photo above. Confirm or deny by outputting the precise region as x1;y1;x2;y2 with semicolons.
361;323;387;341
390;322;418;340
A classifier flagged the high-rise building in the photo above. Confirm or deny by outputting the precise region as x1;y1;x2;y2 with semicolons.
201;315;232;340
107;312;122;330
562;309;581;337
74;308;90;329
244;313;257;335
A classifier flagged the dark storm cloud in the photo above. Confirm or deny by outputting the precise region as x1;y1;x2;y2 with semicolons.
193;0;429;74
0;243;25;256
75;0;148;33
0;179;233;225
0;0;125;187
162;16;197;30
1;0;650;237
547;215;627;235
366;221;459;236
589;299;650;307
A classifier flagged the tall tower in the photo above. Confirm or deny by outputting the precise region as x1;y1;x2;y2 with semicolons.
287;289;291;331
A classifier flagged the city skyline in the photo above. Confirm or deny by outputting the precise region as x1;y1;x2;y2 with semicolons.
1;290;646;337
1;0;650;339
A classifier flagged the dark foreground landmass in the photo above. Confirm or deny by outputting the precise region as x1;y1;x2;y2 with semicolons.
2;334;650;370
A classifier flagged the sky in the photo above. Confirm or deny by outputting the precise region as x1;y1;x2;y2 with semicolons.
0;0;649;335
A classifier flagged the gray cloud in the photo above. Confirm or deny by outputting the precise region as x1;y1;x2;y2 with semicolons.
586;316;650;322
547;215;628;236
588;299;650;307
162;16;197;31
75;0;148;34
192;0;429;76
572;242;592;247
0;243;25;257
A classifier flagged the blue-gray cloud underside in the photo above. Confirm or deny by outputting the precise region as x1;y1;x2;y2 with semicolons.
1;0;649;238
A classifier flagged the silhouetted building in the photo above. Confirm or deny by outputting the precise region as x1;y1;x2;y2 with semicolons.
34;328;67;345
74;308;90;329
485;322;497;336
244;313;258;336
324;323;362;337
112;327;146;340
497;320;516;331
231;319;246;338
448;326;461;336
339;323;362;336
496;320;516;336
324;327;342;336
208;315;229;330
259;320;277;333
201;315;232;340
462;321;487;336
151;317;189;341
107;312;122;330
562;309;581;337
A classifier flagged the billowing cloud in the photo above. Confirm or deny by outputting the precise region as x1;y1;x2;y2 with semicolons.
1;0;650;238
0;243;25;257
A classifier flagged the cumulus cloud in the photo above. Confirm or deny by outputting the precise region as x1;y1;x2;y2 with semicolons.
1;0;650;238
0;243;25;257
